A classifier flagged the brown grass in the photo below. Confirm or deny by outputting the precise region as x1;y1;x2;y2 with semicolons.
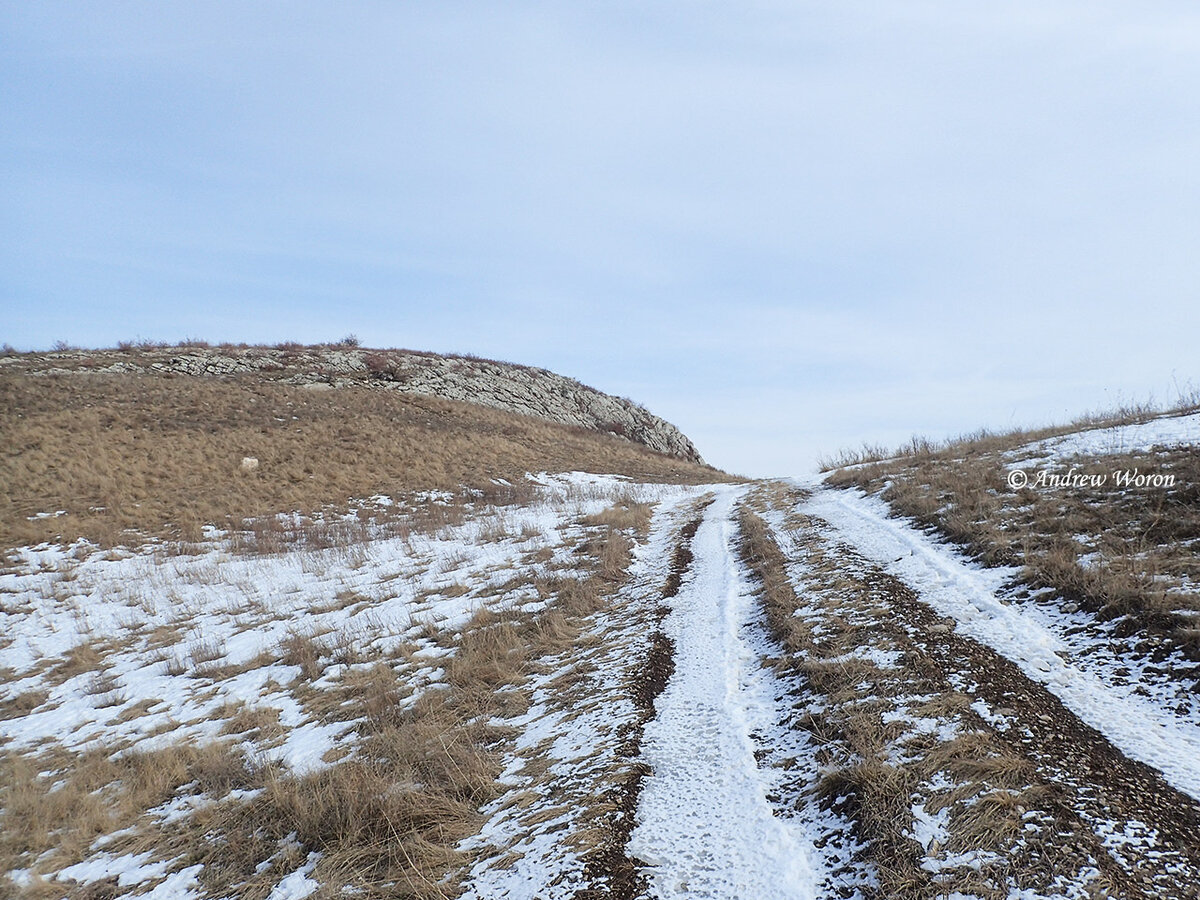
737;493;1068;900
818;394;1200;472
187;698;500;899
0;741;258;891
827;421;1200;655
1;372;723;549
581;498;654;539
0;688;50;720
1;497;654;898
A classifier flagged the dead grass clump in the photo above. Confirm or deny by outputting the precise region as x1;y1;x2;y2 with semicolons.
54;640;107;680
188;637;223;667
816;759;923;894
0;688;50;719
595;527;634;583
556;577;606;618
0;741;258;879
186;616;539;897
577;503;643;584
220;703;284;739
445;612;534;697
475;479;540;508
582;499;654;538
258;759;472;886
87;673;127;709
351;663;416;731
279;631;326;682
114;697;161;723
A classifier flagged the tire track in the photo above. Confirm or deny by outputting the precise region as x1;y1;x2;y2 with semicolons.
773;485;1200;898
626;488;836;900
578;500;710;900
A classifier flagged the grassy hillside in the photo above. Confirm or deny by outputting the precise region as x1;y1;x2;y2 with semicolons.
1;368;725;549
823;399;1200;658
4;371;1200;899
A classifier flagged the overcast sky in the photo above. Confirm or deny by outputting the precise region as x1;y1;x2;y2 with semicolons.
4;2;1199;476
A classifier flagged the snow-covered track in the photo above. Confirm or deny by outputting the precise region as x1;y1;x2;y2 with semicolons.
628;487;844;900
760;485;1200;898
801;481;1200;803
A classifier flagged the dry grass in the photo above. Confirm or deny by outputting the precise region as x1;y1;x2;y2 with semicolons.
0;741;259;893
185;694;501;899
827;416;1200;656
1;498;653;898
50;639;108;681
581;498;654;539
1;371;723;549
819;394;1200;472
0;688;50;720
737;493;1076;900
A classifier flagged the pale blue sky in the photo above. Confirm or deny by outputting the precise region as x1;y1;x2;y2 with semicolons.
4;2;1199;475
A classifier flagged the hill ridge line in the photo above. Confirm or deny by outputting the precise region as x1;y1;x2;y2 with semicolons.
1;344;704;464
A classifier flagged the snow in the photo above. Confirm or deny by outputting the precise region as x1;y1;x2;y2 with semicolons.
15;461;1195;896
458;487;703;899
1010;411;1200;463
266;853;321;900
55;855;204;899
1;472;680;891
908;802;950;853
799;479;1200;801
0;474;637;764
57;851;173;887
628;487;827;900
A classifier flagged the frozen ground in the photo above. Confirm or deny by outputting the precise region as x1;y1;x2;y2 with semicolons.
4;460;1200;898
628;487;856;900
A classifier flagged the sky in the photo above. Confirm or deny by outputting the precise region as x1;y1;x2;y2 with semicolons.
4;2;1199;476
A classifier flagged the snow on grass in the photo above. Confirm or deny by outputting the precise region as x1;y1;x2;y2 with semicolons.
265;852;321;900
57;850;175;887
1008;410;1200;465
798;479;1200;801
2;472;692;892
0;474;635;764
458;487;699;899
756;499;1069;897
54;857;205;899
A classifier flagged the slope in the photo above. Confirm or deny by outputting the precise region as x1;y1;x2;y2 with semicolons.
0;349;722;549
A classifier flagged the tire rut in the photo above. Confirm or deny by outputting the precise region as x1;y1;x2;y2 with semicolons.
758;484;1200;899
873;565;1200;898
576;504;709;900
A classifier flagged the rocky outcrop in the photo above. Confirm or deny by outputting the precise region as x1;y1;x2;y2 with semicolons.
1;345;705;464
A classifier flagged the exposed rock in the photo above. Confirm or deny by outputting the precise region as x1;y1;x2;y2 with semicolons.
7;346;705;464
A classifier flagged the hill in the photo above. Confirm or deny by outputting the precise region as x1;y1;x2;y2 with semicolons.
2;365;1199;900
0;343;720;548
